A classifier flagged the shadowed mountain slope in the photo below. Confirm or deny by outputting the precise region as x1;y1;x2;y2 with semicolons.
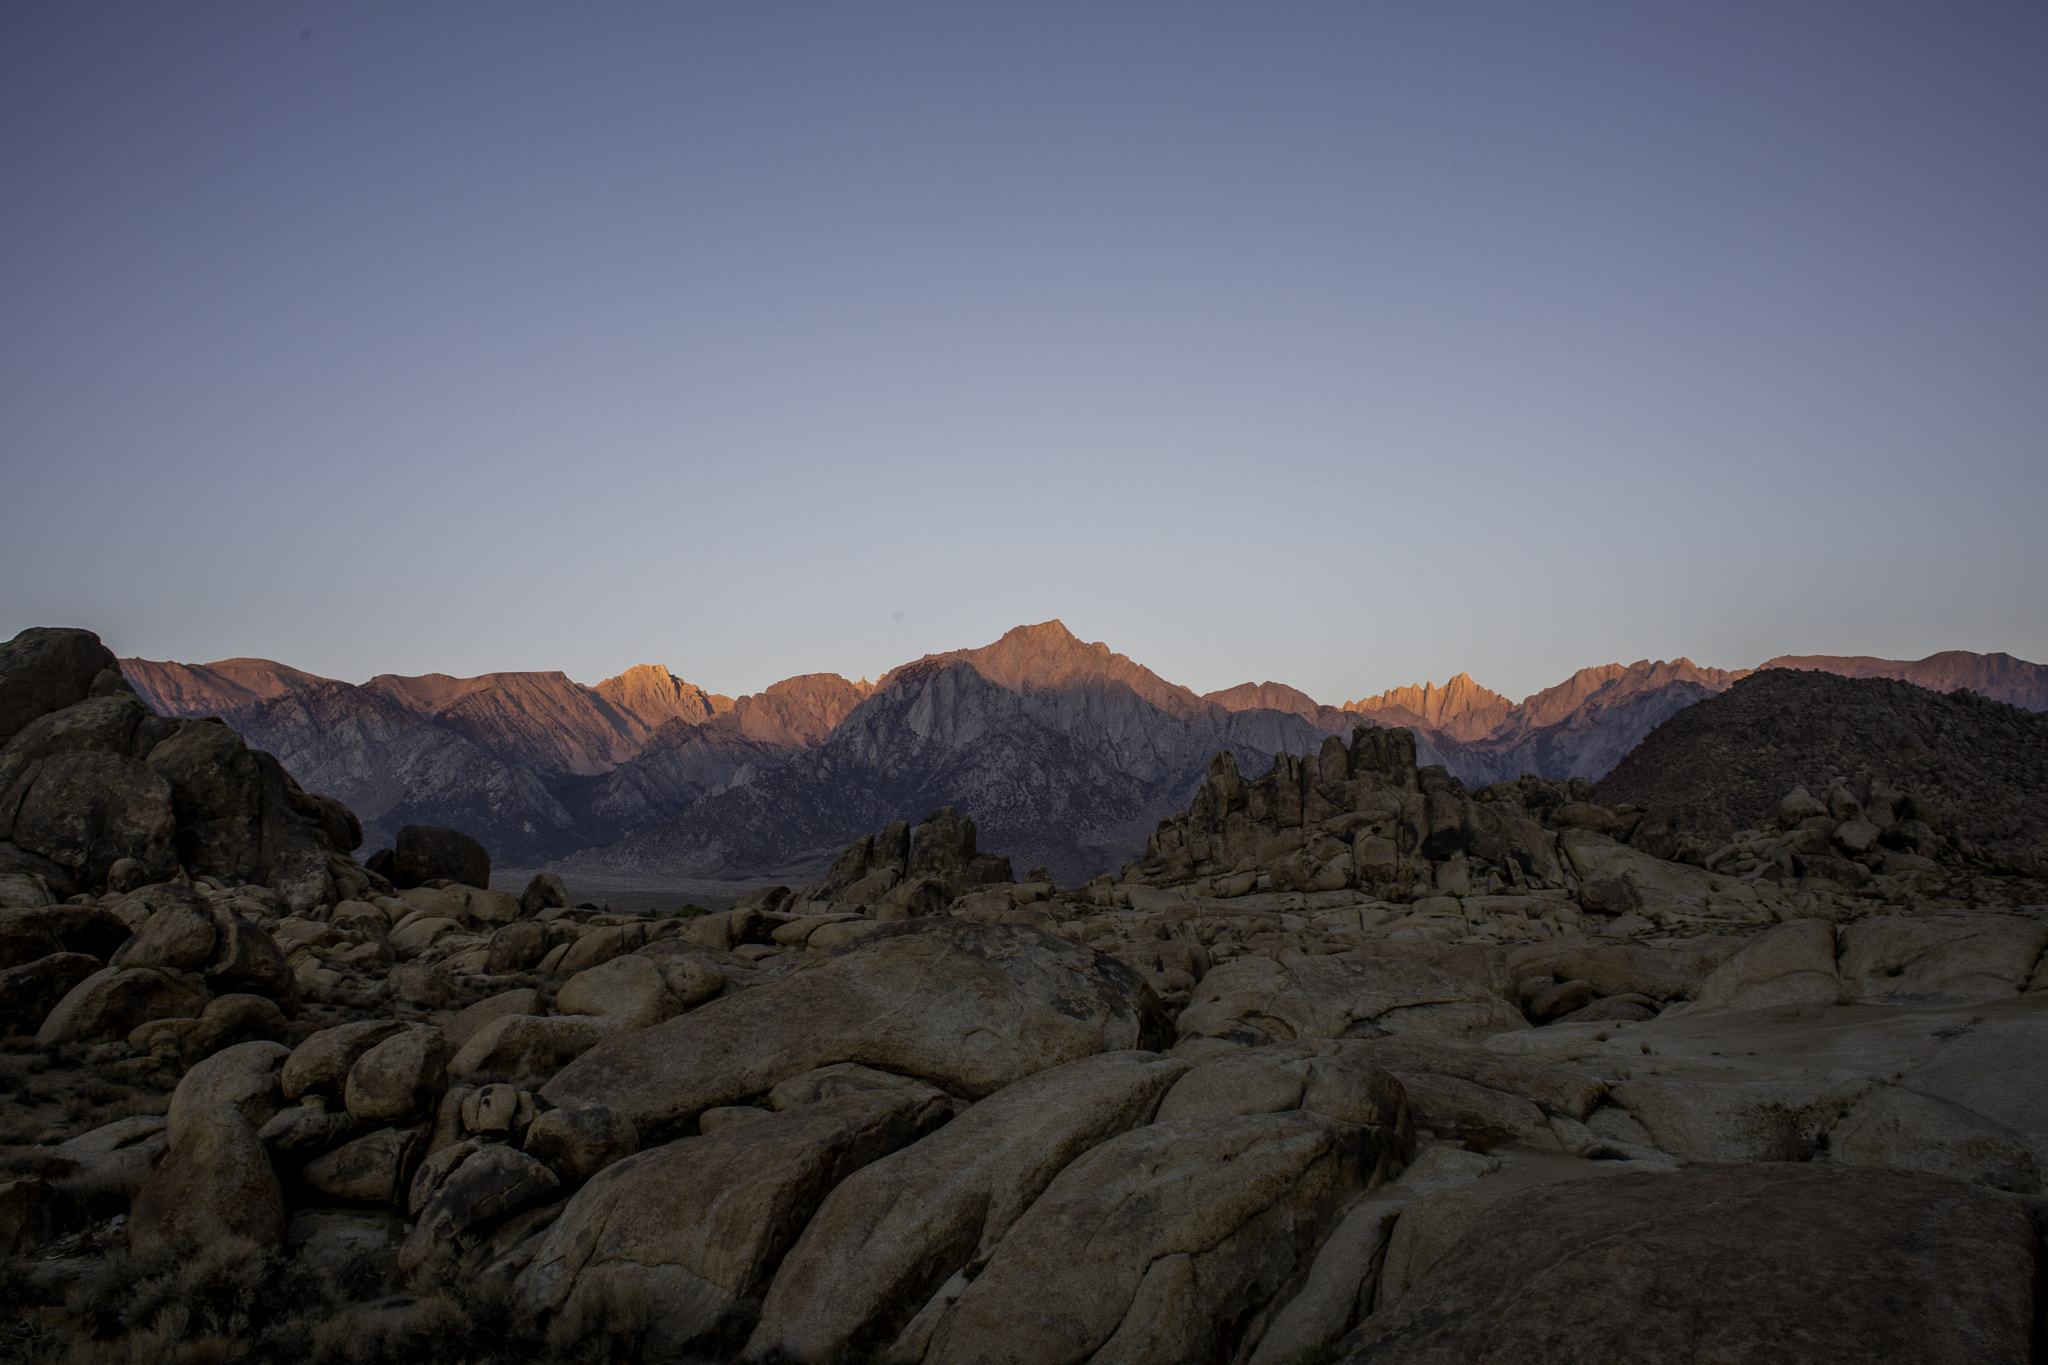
562;657;1338;884
1758;650;2048;710
1595;667;2048;874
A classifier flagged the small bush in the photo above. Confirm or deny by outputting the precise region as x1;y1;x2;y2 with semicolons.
544;1272;661;1365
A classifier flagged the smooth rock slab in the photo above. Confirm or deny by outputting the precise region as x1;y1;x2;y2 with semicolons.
1829;1086;2040;1194
918;1111;1390;1365
542;922;1167;1139
1177;949;1526;1045
1336;1165;2040;1365
748;1051;1195;1365
1688;918;1843;1012
515;1088;950;1358
1838;914;2048;1003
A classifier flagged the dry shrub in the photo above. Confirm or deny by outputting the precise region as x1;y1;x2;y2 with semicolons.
542;1271;660;1365
303;1294;476;1365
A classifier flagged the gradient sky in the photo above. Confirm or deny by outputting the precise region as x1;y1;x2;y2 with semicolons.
4;3;2044;705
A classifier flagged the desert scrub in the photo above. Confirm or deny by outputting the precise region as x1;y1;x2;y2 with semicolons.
0;1235;656;1365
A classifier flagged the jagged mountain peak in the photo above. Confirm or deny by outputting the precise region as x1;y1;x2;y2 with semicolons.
595;663;734;732
1344;672;1513;743
882;621;1209;721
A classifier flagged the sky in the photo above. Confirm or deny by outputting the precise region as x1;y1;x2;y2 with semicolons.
3;3;2044;706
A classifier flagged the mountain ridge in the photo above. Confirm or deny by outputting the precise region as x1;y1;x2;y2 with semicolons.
120;637;2047;879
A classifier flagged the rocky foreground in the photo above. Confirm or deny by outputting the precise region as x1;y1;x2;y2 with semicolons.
1;627;2045;1364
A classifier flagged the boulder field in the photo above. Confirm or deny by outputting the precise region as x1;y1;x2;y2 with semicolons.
0;626;2044;1365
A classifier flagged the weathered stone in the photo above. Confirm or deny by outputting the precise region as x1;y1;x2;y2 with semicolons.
444;988;542;1049
461;1082;527;1137
128;1106;284;1257
1838;914;2048;1002
165;1039;288;1145
34;965;209;1046
143;992;290;1064
1886;1012;2048;1178
143;720;330;906
0;628;118;747
750;1052;1194;1365
522;1102;639;1184
0;693;150;796
0;951;101;1030
109;896;217;972
1690;918;1843;1011
521;872;570;915
399;1144;560;1269
1505;936;1738;1003
455;885;522;925
767;1062;942;1111
920;1111;1388;1365
1156;1046;1412;1146
301;1124;427;1205
7;750;178;884
1338;1036;1606;1121
390;916;463;960
0;874;53;912
1177;950;1526;1046
648;951;726;1007
515;1090;951;1357
203;909;296;1006
344;1025;453;1123
393;824;490;890
1829;1085;2039;1193
1249;1197;1402;1365
387;962;451;1007
51;1115;168;1201
398;885;468;922
487;921;551;974
0;908;63;968
449;1013;614;1084
556;953;677;1030
257;1097;357;1155
543;922;1167;1140
1336;1166;2038;1365
1614;1073;1868;1163
283;1019;409;1100
701;1105;774;1133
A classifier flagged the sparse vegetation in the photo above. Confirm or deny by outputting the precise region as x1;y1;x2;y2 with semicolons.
0;1235;659;1365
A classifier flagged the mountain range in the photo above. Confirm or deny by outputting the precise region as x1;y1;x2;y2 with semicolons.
120;625;2048;884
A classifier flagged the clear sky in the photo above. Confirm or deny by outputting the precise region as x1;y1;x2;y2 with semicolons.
4;3;2043;705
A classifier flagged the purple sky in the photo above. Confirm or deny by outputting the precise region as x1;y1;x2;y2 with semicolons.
4;3;2044;704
